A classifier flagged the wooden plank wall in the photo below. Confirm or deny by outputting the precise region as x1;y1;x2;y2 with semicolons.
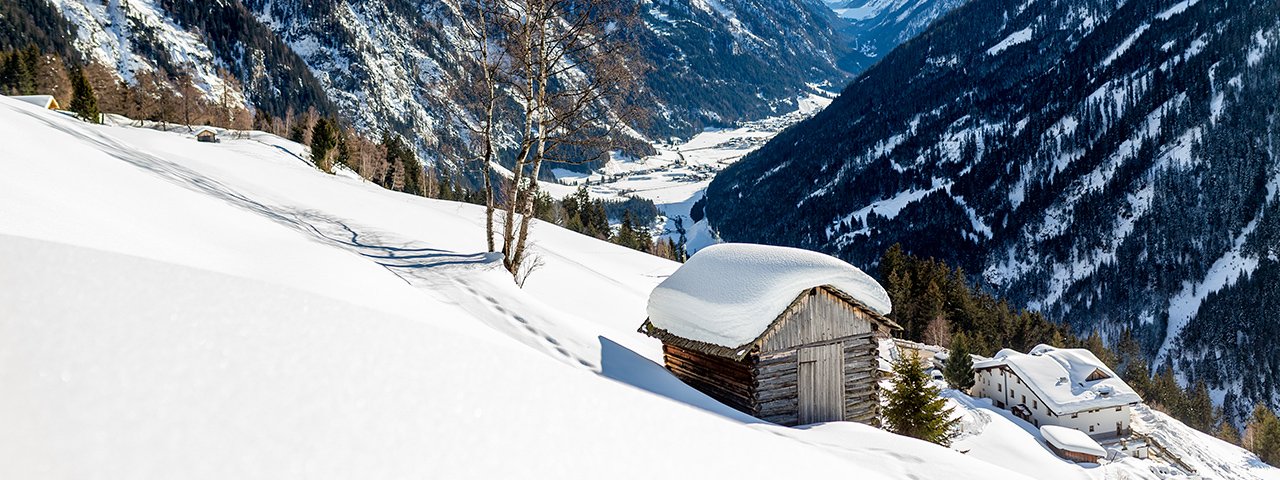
759;288;873;353
663;344;755;414
798;343;845;424
664;287;883;427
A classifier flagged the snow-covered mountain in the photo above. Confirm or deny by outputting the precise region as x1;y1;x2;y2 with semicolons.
705;0;1280;416
6;0;854;167
827;0;969;70
5;88;1275;480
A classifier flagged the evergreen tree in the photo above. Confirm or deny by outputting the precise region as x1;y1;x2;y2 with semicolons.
0;50;20;94
18;44;39;94
1216;411;1242;445
1148;361;1185;414
1246;404;1280;466
1083;330;1116;368
68;67;99;124
288;116;308;144
943;332;976;391
310;117;338;172
1182;381;1217;432
612;210;651;252
884;356;959;446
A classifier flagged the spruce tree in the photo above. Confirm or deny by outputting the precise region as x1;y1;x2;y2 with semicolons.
884;356;959;446
1182;381;1217;432
19;45;39;95
309;117;338;172
0;51;19;94
614;210;639;250
943;332;976;391
1247;404;1280;466
68;68;100;123
1216;410;1242;445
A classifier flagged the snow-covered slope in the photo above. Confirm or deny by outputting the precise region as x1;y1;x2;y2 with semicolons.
0;97;1035;478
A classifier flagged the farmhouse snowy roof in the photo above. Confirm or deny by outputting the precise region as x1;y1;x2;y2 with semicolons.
11;95;59;109
974;344;1141;414
1039;425;1107;458
641;243;894;355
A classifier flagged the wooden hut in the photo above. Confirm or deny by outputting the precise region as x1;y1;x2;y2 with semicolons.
639;243;899;426
196;128;219;143
1040;425;1107;463
11;95;61;110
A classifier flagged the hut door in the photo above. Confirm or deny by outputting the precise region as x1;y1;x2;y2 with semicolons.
798;343;844;424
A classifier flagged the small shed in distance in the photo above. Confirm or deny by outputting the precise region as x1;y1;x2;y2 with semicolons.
11;95;61;110
639;243;899;426
196;128;219;143
1040;425;1107;463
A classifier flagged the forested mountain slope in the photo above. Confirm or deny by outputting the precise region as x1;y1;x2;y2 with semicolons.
1;0;854;167
706;0;1280;418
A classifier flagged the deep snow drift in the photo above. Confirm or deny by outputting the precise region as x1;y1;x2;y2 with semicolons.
0;97;1031;479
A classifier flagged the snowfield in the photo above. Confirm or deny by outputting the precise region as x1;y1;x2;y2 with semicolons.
0;97;1035;478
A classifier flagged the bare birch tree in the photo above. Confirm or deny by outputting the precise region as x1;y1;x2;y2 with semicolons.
459;0;509;253
469;0;645;279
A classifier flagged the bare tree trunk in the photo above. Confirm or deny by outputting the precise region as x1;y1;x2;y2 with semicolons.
509;23;551;273
475;0;647;282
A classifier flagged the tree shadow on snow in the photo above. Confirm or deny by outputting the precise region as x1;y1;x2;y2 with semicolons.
597;335;764;425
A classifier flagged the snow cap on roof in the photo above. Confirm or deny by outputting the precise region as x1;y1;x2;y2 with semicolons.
1040;425;1107;458
11;95;58;109
645;243;891;349
974;344;1141;414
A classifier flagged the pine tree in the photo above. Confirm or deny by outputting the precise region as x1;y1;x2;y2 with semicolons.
1246;404;1280;466
288;115;308;144
1083;330;1116;368
884;356;959;446
0;51;20;94
1183;381;1217;432
18;44;39;95
1216;411;1242;445
310;117;338;172
616;210;635;247
68;68;99;124
944;332;976;391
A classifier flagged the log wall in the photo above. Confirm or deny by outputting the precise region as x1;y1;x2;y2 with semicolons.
662;287;885;427
663;344;755;414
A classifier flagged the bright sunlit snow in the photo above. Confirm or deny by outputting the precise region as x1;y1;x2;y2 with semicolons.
0;96;1035;479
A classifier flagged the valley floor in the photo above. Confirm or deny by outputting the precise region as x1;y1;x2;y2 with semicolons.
548;92;834;252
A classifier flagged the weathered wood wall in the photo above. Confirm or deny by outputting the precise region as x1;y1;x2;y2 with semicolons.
758;288;874;353
662;287;885;427
752;288;882;426
663;344;755;414
752;332;880;426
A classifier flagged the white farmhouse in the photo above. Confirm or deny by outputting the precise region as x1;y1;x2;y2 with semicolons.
972;344;1141;437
